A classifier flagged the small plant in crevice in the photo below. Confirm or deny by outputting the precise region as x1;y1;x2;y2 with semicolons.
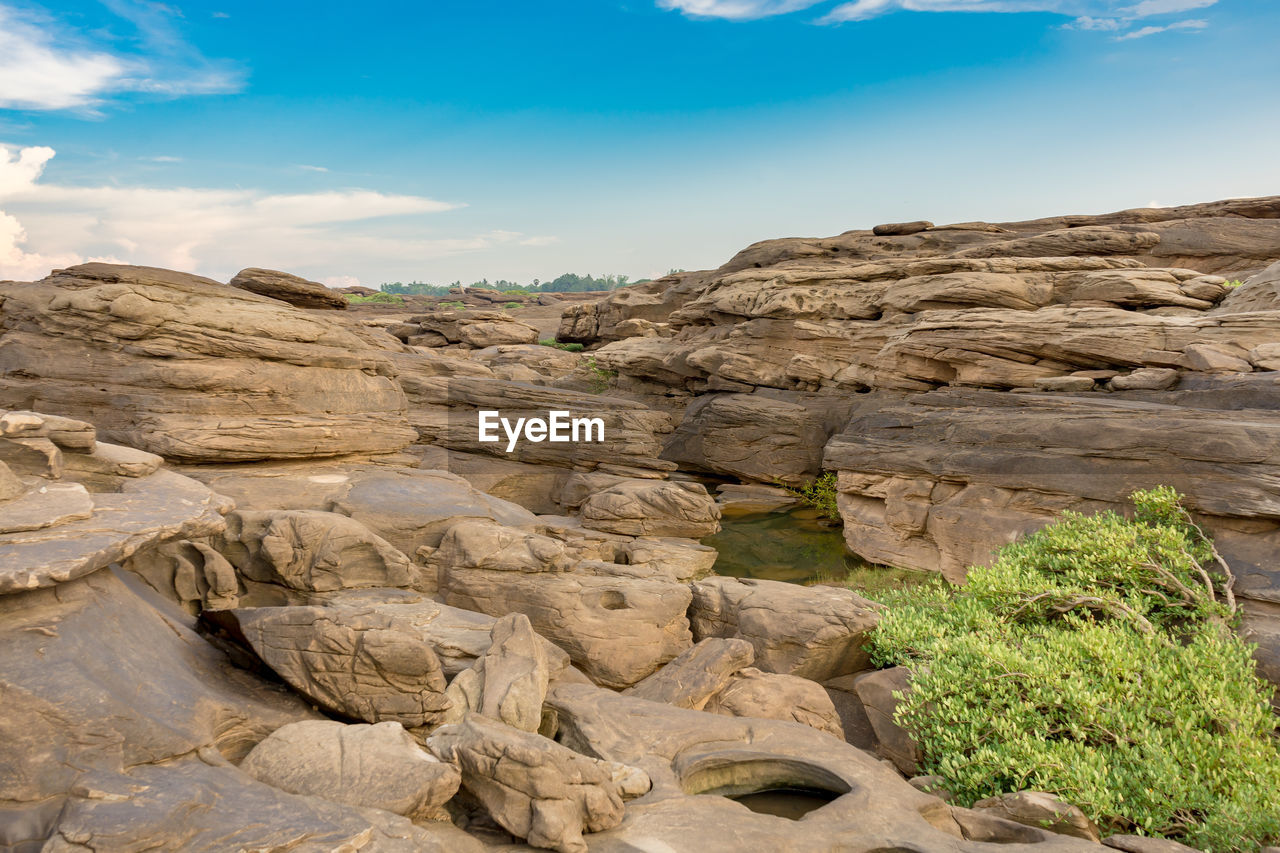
785;471;842;523
584;355;617;393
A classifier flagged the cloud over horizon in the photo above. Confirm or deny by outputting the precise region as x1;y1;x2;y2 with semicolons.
0;143;558;284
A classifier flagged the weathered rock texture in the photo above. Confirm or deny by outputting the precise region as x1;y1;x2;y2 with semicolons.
428;714;649;853
0;264;415;461
390;309;539;348
442;612;553;731
239;719;461;820
229;267;349;310
557;196;1280;679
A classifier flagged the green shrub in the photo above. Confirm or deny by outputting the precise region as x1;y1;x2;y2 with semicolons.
344;292;404;305
437;300;467;310
537;339;585;352
502;289;527;296
871;488;1279;850
786;472;842;523
584;355;617;393
1225;279;1245;289
503;301;522;309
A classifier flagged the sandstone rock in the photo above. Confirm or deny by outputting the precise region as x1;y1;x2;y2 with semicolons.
689;576;881;681
852;666;920;776
443;613;552;731
124;538;241;613
715;482;799;513
973;791;1101;842
218;508;420;593
1183;342;1252;373
0;459;23;501
873;220;933;236
329;467;537;554
428;714;649;853
222;603;453;727
661;392;832;485
1216;260;1280;313
439;563;693;688
0;264;416;461
0;568;317;838
579;479;721;538
229;267;348;310
703;666;845;738
623;637;754;710
1103;835;1207;852
43;757;480;853
548;683;1100;851
398;309;539;348
239;720;460;820
1108;367;1179;390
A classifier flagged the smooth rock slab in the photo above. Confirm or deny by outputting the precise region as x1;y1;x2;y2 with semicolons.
229;267;348;310
704;667;845;739
239;720;461;820
0;469;232;594
689;576;881;681
624;637;755;711
579;479;721;538
443;613;552;731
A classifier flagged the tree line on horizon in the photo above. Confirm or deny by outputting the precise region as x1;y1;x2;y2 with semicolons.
379;269;686;296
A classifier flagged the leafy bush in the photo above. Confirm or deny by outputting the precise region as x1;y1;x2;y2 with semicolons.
344;292;404;305
503;301;522;309
787;472;842;522
1225;279;1245;289
584;355;617;393
437;300;467;310
871;488;1279;850
537;339;585;352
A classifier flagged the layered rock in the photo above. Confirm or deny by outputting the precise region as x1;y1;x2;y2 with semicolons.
0;263;415;461
229;267;349;310
389;309;539;349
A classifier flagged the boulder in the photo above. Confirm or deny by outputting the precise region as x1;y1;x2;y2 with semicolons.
973;791;1101;843
229;267;348;310
579;479;721;538
439;564;693;689
239;720;460;820
0;264;416;461
873;220;934;236
852;666;920;775
220;603;453;727
428;714;649;853
688;576;881;681
623;638;755;710
442;613;553;732
703;667;845;738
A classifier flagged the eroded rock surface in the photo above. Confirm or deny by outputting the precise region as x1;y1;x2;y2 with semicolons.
229;267;349;310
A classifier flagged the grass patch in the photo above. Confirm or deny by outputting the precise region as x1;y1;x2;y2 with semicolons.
437;300;467;310
870;487;1279;850
344;292;404;305
538;339;585;352
807;563;949;600
584;355;617;393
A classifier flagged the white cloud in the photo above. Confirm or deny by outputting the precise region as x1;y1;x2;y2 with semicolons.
1115;16;1206;37
1120;0;1215;15
0;142;551;283
298;164;330;173
322;275;361;288
0;2;243;112
519;235;561;247
656;0;1220;26
656;0;824;20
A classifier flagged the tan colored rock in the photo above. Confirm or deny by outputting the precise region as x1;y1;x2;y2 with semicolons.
218;508;420;593
873;220;933;236
222;603;453;727
428;714;649;853
689;576;881;681
973;791;1100;842
443;613;552;732
853;666;920;776
1183;342;1252;373
439;564;693;689
579;479;721;538
623;638;754;710
703;666;845;738
400;309;539;348
229;267;348;310
239;720;460;820
1108;367;1178;390
0;264;416;461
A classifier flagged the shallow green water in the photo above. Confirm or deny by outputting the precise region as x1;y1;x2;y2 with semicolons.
702;505;938;595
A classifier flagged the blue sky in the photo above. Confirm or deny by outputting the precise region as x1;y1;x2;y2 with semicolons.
1;0;1277;286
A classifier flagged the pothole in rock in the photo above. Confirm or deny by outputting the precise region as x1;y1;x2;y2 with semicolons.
680;756;851;820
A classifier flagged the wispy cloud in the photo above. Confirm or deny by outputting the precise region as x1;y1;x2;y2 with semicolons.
142;155;183;163
656;0;1220;34
0;143;549;282
1115;16;1206;37
0;1;243;112
298;164;330;173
